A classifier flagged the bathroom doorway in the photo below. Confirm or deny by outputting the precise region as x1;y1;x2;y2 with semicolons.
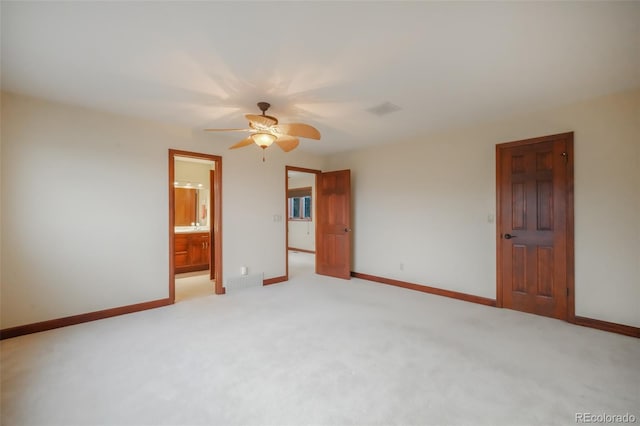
169;150;223;302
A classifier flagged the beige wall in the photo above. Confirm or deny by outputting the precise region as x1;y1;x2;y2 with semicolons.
0;92;325;328
2;89;638;330
327;89;640;327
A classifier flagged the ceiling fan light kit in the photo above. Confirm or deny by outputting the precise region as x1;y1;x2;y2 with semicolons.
205;101;321;162
251;132;276;148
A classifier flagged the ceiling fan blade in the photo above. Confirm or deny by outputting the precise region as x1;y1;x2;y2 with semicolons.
204;128;251;132
275;136;300;152
245;114;278;128
229;137;254;150
276;123;321;140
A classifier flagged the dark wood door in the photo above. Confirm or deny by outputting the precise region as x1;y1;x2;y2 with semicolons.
316;170;352;279
190;234;209;268
174;234;189;269
497;133;573;320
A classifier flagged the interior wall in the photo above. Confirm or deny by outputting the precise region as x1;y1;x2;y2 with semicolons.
2;89;637;330
0;92;325;329
327;88;640;328
287;173;316;252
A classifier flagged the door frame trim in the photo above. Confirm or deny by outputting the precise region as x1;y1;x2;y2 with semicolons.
285;165;321;281
169;149;224;300
495;132;575;320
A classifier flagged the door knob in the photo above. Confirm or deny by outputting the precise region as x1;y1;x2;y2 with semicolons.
344;228;352;232
504;233;517;239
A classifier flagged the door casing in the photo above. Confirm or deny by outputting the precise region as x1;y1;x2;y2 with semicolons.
285;166;321;280
169;149;224;301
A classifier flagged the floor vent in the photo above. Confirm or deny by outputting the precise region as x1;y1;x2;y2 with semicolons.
226;273;263;291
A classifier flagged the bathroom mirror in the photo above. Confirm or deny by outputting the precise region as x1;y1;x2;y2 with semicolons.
174;187;209;227
174;157;212;228
175;188;197;226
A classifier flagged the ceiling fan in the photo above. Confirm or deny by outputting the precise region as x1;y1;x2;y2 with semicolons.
205;102;321;161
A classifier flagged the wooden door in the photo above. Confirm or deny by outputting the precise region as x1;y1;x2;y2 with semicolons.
209;169;216;281
497;132;574;320
316;170;352;279
190;234;209;269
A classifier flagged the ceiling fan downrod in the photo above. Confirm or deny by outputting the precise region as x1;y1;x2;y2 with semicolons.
257;102;270;116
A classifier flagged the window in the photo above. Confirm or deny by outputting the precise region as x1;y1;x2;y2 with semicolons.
288;187;312;220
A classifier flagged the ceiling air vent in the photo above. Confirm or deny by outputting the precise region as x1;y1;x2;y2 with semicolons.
366;101;402;116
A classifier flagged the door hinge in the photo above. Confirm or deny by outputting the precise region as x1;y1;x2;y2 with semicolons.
561;152;568;163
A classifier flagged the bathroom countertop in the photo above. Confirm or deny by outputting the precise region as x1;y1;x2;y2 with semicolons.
175;227;210;234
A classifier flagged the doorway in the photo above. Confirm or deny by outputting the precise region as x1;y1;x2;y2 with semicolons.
285;166;352;281
169;149;223;302
286;166;320;279
496;132;574;320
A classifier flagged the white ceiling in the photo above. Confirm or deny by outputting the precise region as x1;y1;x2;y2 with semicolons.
2;1;639;155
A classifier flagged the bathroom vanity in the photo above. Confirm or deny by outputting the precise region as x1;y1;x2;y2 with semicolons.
174;229;210;273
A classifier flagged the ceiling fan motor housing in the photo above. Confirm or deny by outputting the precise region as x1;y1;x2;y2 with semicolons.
255;102;278;126
257;102;271;113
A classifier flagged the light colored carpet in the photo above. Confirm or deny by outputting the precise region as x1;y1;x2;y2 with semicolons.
289;250;315;278
1;253;638;426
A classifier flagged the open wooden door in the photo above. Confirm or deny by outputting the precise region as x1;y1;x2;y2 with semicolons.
316;170;352;279
496;132;574;320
